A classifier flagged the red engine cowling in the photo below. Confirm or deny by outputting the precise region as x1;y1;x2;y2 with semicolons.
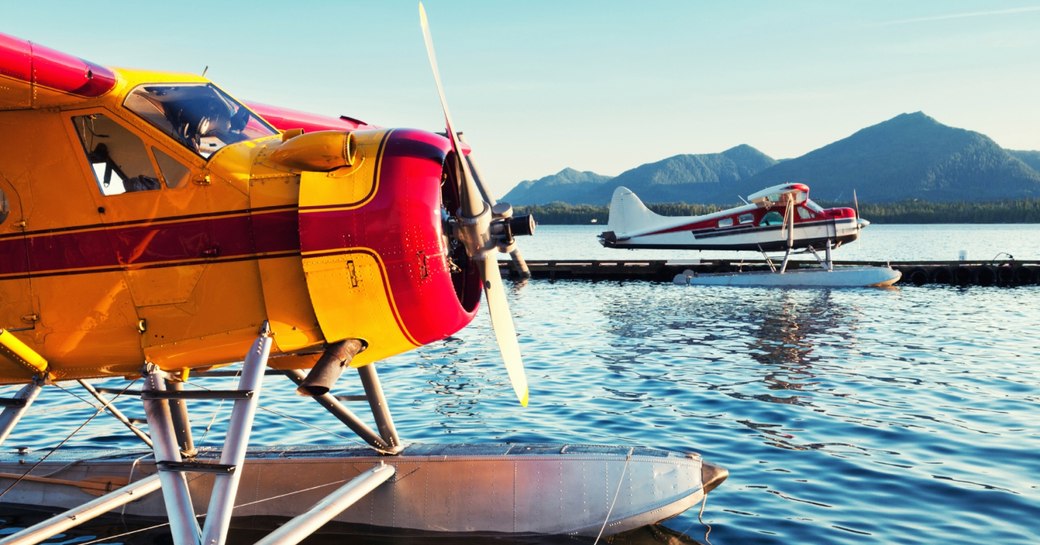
292;125;482;366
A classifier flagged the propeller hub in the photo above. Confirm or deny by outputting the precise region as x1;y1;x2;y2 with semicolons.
508;214;536;237
489;214;536;253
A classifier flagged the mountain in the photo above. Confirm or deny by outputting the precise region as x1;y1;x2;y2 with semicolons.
735;112;1040;203
1008;149;1040;173
503;113;1040;206
503;145;777;206
501;168;611;205
601;144;777;204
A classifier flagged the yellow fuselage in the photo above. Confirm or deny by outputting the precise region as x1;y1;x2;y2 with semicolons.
0;61;473;384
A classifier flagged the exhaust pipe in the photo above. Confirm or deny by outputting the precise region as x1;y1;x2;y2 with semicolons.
296;338;366;397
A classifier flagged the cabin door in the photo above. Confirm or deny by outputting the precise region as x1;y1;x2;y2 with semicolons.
0;176;36;330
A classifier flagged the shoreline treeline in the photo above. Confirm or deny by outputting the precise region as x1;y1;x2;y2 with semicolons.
515;199;1040;225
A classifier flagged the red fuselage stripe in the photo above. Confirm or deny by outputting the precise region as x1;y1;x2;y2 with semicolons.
0;208;299;278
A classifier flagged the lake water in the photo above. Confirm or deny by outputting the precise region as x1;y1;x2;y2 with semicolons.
519;223;1040;263
2;225;1039;544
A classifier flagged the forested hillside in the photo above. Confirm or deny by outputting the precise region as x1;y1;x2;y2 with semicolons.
502;112;1040;208
517;199;1040;225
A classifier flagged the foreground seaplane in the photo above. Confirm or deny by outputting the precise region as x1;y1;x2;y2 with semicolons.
600;184;900;287
0;6;726;544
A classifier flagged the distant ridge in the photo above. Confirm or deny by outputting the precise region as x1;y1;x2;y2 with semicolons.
502;112;1040;206
502;145;777;205
1009;149;1040;173
737;112;1040;203
502;168;612;206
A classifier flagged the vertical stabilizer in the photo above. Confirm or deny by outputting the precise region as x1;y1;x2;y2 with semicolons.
606;186;662;236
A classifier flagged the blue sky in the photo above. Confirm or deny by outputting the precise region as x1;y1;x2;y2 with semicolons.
7;1;1039;197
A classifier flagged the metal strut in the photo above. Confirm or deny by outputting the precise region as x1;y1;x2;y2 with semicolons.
778;198;795;274
0;378;43;447
289;343;403;454
77;380;153;448
142;322;273;545
358;364;402;452
254;463;396;545
285;369;400;453
0;475;163;545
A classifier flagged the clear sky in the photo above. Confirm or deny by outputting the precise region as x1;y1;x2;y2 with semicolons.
7;1;1040;197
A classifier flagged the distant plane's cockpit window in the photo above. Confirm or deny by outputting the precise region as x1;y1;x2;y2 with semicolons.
761;211;784;226
124;83;276;157
799;201;822;219
73;114;161;196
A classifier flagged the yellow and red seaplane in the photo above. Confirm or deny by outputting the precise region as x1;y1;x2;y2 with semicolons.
0;6;725;544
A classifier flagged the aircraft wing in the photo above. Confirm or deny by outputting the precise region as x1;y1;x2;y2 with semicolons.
0;32;116;110
747;183;809;207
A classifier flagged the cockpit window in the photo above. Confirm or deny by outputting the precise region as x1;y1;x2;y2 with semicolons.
761;211;784;226
73;114;161;195
124;83;277;157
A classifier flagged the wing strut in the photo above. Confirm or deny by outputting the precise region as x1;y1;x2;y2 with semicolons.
779;198;796;273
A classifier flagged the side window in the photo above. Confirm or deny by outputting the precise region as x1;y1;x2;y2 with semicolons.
738;213;754;224
153;148;191;188
797;207;813;220
73;114;161;196
761;211;783;226
718;217;734;228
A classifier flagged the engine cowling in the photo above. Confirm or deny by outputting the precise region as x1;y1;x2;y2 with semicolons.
294;128;481;366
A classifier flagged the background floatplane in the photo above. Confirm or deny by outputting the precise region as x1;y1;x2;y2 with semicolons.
599;183;901;287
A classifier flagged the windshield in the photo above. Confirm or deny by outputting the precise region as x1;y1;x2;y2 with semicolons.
805;199;825;213
124;83;277;157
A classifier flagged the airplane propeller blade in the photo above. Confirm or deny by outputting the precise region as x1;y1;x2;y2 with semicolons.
418;2;482;219
853;188;869;229
479;255;529;406
419;1;531;406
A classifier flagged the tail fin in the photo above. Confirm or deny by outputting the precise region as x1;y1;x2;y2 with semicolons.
607;186;663;236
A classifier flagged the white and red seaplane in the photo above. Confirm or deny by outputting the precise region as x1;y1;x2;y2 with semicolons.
0;5;726;544
600;183;901;287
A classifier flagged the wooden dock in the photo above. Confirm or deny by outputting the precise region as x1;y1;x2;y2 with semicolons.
499;259;1040;286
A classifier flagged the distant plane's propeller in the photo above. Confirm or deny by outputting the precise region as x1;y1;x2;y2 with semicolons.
419;2;535;406
853;188;870;230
